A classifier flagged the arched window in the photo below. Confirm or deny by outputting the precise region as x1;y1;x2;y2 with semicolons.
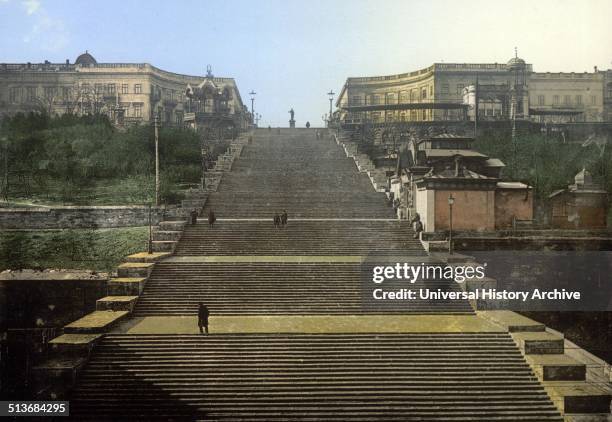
222;87;232;100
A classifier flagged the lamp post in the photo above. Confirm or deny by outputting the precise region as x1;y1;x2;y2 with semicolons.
327;90;335;127
249;90;256;124
448;194;455;255
154;115;160;206
148;202;153;254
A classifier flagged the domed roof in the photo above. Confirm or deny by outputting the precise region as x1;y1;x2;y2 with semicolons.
507;56;526;69
507;48;526;69
75;51;97;66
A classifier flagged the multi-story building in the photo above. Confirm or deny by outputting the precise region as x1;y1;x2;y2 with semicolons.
0;52;250;132
336;54;609;124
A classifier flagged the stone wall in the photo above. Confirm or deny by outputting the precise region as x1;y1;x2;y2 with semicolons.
0;205;167;229
0;270;108;329
495;188;534;229
0;270;108;397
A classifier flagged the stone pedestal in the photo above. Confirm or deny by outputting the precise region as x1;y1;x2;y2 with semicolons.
289;119;295;128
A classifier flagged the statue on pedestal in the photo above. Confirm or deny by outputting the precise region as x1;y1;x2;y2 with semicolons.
289;108;296;128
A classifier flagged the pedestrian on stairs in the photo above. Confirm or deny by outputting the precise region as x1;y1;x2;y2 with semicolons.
280;210;288;227
273;213;281;229
411;213;423;239
208;210;216;228
198;303;209;334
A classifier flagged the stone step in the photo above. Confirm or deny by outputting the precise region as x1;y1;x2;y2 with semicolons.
133;262;474;316
107;277;147;296
151;240;176;253
116;262;155;278
544;382;611;414
69;333;563;421
481;311;546;333
158;220;186;231
151;230;182;241
96;296;139;312
180;199;206;209
124;252;172;263
513;332;565;355
48;333;103;355
64;310;129;334
525;355;586;381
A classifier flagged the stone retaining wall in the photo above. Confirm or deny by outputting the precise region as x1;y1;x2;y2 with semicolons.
0;270;108;328
0;206;166;229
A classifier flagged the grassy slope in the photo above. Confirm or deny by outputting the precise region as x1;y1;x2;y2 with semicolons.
0;227;148;272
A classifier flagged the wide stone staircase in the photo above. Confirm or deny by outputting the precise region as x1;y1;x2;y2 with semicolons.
203;131;394;218
66;129;567;421
133;262;474;316
175;220;424;256
70;333;563;421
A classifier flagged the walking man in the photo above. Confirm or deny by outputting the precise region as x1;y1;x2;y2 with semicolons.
208;210;216;228
198;303;209;334
280;210;288;227
411;213;423;239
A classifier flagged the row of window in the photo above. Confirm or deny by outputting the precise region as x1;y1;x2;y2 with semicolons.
440;84;465;95
536;94;597;106
81;83;143;95
8;83;192;105
360;109;431;121
351;87;434;105
353;84;606;102
7;84;144;103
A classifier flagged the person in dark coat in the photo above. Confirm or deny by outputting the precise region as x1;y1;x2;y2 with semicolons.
198;303;209;334
411;213;423;239
273;213;281;229
208;210;216;228
280;210;288;227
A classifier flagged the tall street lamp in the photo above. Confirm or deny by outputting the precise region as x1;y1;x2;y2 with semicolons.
448;194;455;255
154;115;160;206
148;202;153;254
327;90;335;126
249;90;256;123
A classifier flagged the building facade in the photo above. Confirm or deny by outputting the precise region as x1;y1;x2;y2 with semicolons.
336;55;609;124
399;133;533;232
0;52;250;131
549;169;608;229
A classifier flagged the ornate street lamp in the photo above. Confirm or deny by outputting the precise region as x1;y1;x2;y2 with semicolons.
249;90;256;122
327;90;335;127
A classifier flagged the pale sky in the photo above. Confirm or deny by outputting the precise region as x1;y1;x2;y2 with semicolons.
1;0;611;126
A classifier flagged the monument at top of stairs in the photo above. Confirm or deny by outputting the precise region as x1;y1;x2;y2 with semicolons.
288;107;296;128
